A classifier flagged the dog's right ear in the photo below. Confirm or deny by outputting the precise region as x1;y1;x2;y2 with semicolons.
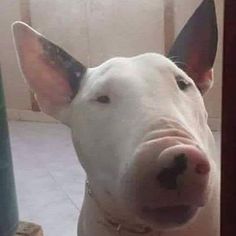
12;21;86;120
168;0;218;95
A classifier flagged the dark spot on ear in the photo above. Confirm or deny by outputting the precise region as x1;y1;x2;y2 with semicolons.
39;37;86;98
157;153;187;190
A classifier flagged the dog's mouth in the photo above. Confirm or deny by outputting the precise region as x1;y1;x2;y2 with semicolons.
120;121;209;229
141;205;198;226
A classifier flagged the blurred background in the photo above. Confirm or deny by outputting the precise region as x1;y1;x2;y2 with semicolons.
0;0;223;236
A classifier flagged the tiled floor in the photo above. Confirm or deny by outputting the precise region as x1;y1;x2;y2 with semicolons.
9;121;85;236
8;121;221;236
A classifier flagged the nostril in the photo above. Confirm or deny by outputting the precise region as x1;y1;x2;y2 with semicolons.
157;153;187;190
174;153;188;173
195;163;210;175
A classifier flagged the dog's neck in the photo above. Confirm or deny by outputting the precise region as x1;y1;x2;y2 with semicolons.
78;180;161;236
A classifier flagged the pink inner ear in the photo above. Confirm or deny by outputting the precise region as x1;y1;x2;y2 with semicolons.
202;69;214;84
14;23;74;116
184;40;214;94
188;68;213;94
20;45;74;111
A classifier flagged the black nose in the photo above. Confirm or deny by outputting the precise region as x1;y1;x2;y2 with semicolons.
157;153;187;190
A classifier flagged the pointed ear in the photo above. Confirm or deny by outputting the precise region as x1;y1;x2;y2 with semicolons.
167;0;218;94
12;21;86;119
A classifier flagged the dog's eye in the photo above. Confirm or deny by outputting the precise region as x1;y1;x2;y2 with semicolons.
96;95;110;104
176;76;191;91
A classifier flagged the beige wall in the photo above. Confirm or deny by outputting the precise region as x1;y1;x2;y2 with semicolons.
30;0;165;66
0;0;31;110
1;0;223;126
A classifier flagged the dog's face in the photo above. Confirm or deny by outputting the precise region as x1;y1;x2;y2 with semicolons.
12;0;218;230
69;52;208;182
69;53;217;229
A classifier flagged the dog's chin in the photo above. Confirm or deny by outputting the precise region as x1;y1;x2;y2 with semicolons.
138;205;199;230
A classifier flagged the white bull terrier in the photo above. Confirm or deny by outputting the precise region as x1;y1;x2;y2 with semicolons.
12;0;220;235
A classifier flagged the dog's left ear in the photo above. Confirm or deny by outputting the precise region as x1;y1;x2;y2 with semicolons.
168;0;218;94
12;21;86;120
